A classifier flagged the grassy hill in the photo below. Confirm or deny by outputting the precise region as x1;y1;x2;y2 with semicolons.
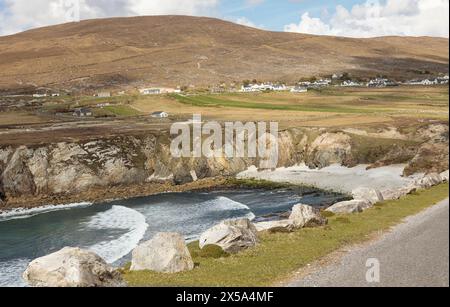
0;15;448;92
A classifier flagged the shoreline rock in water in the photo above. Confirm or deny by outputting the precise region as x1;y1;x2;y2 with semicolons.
23;247;124;287
199;218;259;254
131;233;194;273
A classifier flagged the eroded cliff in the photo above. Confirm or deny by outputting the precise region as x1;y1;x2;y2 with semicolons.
0;123;448;208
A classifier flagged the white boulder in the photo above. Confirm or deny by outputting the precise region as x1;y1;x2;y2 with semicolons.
416;173;443;189
326;199;372;214
351;187;384;205
199;218;258;254
131;232;194;273
440;170;449;182
381;184;417;201
23;247;124;287
289;204;328;228
254;220;295;233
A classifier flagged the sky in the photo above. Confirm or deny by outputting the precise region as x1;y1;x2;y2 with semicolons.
0;0;448;37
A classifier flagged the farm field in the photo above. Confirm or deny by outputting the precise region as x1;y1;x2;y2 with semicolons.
0;86;448;141
130;86;449;128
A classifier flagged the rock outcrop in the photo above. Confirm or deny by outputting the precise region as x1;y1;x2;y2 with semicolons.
351;187;384;205
23;247;124;287
0;123;448;207
289;204;328;228
326;199;372;214
307;133;353;168
130;233;194;273
199;218;259;254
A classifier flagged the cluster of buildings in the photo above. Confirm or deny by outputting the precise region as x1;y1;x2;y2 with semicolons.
32;93;61;98
404;75;449;86
240;83;308;93
298;79;332;88
139;87;182;95
367;78;398;88
240;83;289;92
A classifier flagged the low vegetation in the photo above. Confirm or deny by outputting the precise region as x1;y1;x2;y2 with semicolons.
123;183;449;287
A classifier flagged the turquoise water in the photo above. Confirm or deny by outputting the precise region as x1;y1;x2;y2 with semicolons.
0;188;346;287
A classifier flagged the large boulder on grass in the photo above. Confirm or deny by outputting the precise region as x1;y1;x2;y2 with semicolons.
131;232;194;273
289;204;328;228
199;218;258;254
254;219;295;233
23;247;124;287
416;173;443;189
440;170;449;182
381;184;417;201
351;187;384;205
326;199;372;214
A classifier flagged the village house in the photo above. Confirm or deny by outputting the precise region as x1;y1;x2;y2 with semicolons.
32;93;47;98
310;79;332;87
151;111;169;118
96;92;111;98
73;108;93;117
273;84;288;91
290;86;308;93
367;78;397;88
140;87;181;95
341;80;362;87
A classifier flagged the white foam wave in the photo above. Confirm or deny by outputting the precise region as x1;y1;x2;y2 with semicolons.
84;206;148;264
0;258;29;287
0;202;92;222
205;196;256;221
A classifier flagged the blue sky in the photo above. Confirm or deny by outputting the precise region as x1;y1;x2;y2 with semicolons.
218;0;363;31
0;0;448;37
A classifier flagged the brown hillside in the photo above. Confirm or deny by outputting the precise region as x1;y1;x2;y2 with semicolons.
0;15;448;91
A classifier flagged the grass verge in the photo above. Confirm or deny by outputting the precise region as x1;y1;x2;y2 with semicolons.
123;183;449;287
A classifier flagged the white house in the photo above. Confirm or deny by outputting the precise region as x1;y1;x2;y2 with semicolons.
140;88;161;95
73;108;93;117
151;111;169;118
32;93;47;98
341;80;362;87
290;86;308;93
273;84;288;91
140;88;180;95
96;92;111;98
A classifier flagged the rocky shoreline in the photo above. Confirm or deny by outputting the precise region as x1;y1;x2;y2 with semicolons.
0;177;228;212
1;122;448;211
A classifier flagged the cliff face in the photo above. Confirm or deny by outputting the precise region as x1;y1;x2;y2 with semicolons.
0;124;448;207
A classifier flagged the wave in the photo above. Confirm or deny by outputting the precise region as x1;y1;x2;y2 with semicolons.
0;202;92;222
0;258;29;287
84;206;148;264
204;196;256;221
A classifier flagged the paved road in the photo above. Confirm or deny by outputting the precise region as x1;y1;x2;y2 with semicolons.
289;199;449;287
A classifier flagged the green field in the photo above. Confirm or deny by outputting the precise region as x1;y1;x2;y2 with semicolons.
170;86;449;118
123;183;449;287
102;105;142;117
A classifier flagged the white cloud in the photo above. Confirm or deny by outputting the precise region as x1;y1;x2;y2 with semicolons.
0;0;220;36
234;16;264;29
284;0;449;38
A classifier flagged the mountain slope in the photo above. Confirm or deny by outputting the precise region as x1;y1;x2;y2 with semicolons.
0;15;448;91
